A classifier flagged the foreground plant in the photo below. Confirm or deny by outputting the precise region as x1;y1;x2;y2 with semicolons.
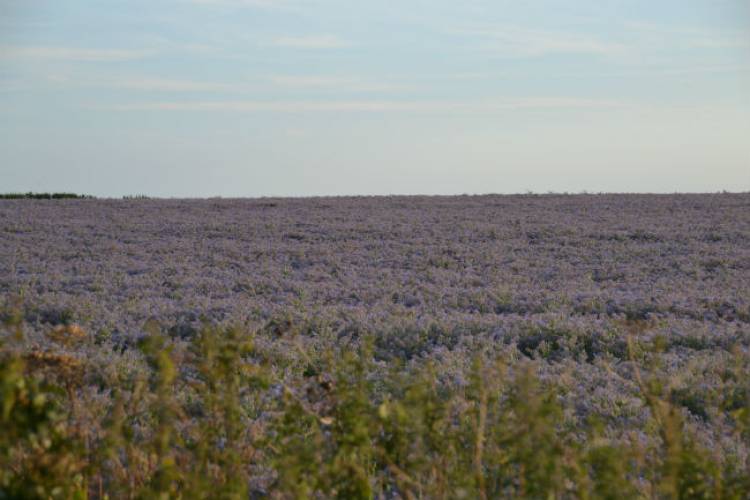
1;308;749;499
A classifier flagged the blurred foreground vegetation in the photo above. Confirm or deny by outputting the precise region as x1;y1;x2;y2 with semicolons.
1;306;749;499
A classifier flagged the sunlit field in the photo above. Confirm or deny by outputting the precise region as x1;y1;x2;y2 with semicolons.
1;193;749;498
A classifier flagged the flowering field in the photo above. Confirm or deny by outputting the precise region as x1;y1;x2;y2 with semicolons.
1;194;749;498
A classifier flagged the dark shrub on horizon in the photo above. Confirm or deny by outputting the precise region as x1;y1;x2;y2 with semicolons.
0;192;92;200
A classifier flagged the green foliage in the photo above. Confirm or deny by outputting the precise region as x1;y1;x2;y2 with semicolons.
186;326;266;498
272;342;376;498
0;351;87;498
1;314;749;499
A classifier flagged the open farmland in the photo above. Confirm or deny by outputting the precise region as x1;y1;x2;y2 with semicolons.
1;193;750;498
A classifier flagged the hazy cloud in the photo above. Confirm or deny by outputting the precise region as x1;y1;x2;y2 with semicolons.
268;35;349;49
268;75;404;92
107;97;626;113
0;45;153;62
452;26;626;57
624;21;750;50
189;0;297;8
114;77;239;92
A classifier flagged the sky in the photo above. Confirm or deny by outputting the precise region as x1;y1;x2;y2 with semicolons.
1;0;749;197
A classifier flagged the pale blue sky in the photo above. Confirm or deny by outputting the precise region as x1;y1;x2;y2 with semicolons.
1;0;749;196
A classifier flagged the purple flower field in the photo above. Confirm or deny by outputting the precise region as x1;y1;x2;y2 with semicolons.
3;194;748;333
1;193;749;496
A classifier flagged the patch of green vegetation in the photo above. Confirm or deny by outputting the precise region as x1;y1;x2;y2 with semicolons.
516;322;628;362
1;310;749;498
670;387;712;421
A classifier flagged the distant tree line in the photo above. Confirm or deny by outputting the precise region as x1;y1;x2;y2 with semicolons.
0;192;94;200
